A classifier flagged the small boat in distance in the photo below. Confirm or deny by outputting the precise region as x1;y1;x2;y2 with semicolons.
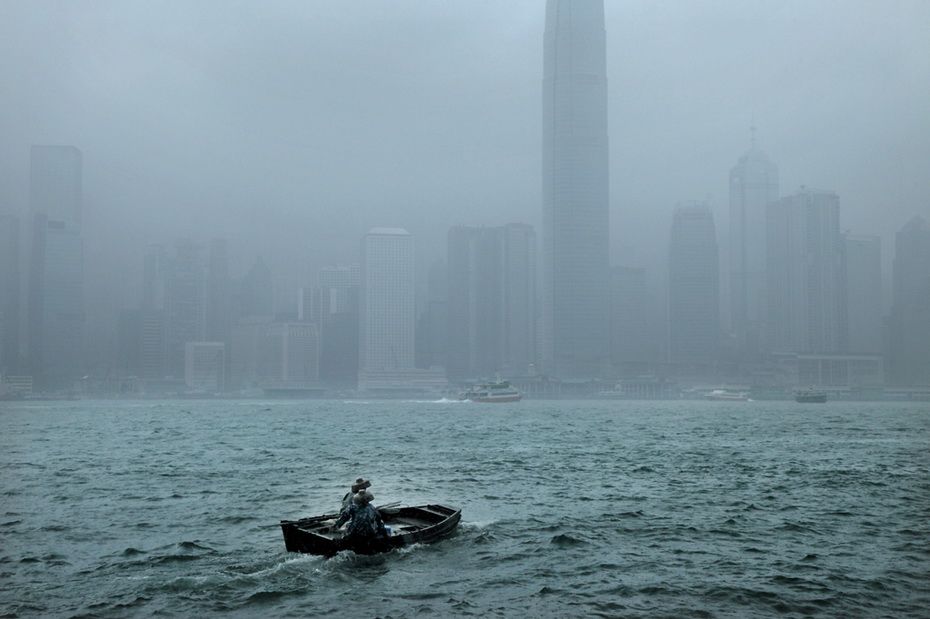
460;378;522;403
280;504;461;557
795;388;828;403
703;389;750;401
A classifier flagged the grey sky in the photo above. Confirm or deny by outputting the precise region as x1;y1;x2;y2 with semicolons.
1;0;928;307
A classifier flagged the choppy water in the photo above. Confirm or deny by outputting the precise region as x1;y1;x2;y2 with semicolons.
1;399;928;617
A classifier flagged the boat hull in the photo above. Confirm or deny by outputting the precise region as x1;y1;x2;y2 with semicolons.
795;395;828;403
469;394;522;403
280;504;461;556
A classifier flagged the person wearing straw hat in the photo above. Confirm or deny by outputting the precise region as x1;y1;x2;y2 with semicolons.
341;477;371;512
333;489;387;547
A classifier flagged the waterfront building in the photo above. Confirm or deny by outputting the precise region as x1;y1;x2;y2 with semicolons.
359;228;415;376
541;0;610;379
317;264;359;387
668;204;720;365
766;188;844;354
165;240;206;378
728;130;779;357
843;235;883;354
609;266;652;366
26;146;84;390
205;238;231;344
415;260;447;371
446;224;536;381
238;256;274;320
0;214;20;372
184;341;225;392
889;216;930;385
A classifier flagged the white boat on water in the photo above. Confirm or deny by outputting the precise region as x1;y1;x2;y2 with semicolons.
461;378;522;403
703;389;750;401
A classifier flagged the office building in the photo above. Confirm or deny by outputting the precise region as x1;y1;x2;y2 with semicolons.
359;228;415;374
729;130;779;356
889;216;930;385
668;204;720;365
0;214;20;372
610;266;652;366
317;264;359;386
766;188;844;354
446;224;536;381
843;235;882;354
184;341;225;392
541;0;610;378
26;146;84;389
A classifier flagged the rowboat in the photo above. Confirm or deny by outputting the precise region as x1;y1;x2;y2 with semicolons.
280;504;461;556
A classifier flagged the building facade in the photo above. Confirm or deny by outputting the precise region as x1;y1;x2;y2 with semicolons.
27;146;84;390
0;214;20;373
317;264;359;387
359;228;415;374
609;266;652;367
728;133;779;357
889;216;930;385
843;234;883;354
446;223;536;381
766;188;844;354
668;204;720;365
541;0;610;378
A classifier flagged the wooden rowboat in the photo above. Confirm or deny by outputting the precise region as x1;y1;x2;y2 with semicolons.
280;504;461;556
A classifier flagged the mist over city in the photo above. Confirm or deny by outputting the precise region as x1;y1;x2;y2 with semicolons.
1;0;928;398
1;3;929;615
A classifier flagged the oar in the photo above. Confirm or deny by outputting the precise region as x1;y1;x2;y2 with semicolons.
376;501;401;511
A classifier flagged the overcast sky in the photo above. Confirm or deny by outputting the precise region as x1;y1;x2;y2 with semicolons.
2;0;929;314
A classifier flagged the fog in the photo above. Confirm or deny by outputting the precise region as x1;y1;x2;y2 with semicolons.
1;0;928;392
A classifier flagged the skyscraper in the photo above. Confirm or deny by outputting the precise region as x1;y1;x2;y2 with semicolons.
446;223;536;381
889;216;930;386
0;214;20;373
165;240;206;378
27;146;84;389
30;146;82;228
668;204;720;365
610;266;652;366
766;188;844;354
317;264;360;387
729;131;779;357
843;235;882;354
359;228;415;374
542;0;610;378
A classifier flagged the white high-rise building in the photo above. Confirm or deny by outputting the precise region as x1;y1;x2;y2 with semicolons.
729;131;778;357
766;188;844;354
359;228;415;374
843;235;882;354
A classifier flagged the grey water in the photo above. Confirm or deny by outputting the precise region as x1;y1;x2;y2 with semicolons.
1;400;928;618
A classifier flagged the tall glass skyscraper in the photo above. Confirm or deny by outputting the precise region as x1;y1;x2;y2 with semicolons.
542;0;610;379
28;145;84;390
729;132;778;358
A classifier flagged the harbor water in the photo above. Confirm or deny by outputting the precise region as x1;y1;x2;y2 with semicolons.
1;399;928;617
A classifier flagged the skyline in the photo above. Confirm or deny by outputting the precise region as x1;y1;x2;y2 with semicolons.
1;1;928;393
1;2;927;295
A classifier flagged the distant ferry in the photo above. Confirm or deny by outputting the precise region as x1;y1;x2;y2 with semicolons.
461;379;522;403
794;388;828;403
703;389;750;402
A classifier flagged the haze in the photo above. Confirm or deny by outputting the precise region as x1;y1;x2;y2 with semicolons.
1;0;928;394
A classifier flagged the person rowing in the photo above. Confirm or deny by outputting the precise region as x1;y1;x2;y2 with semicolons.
332;489;388;549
